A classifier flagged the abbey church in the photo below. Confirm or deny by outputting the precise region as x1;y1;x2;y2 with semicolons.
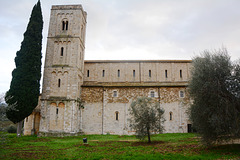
24;5;192;136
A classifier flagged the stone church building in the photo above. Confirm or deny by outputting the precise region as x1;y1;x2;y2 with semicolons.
24;5;192;136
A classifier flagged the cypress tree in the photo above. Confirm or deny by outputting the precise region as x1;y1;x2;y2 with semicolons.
5;0;43;136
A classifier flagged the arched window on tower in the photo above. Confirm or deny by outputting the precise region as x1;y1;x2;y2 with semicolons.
62;21;65;30
58;79;61;88
62;19;69;31
60;47;64;56
56;107;59;115
65;21;68;30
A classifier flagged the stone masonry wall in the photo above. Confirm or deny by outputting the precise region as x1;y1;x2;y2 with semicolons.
81;86;190;135
83;60;191;83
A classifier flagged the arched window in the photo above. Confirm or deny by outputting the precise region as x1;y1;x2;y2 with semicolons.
115;111;119;120
60;47;64;56
133;70;135;77
62;21;65;30
150;91;155;97
58;79;61;87
65;21;68;30
118;70;120;77
56;107;59;114
170;112;173;121
62;20;69;31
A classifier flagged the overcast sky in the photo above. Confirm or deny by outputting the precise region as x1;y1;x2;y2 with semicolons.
0;0;240;93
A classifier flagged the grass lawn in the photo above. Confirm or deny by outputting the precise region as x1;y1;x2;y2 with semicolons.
0;133;239;159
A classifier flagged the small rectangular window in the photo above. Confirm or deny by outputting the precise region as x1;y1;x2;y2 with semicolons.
150;91;155;97
180;70;182;78
113;91;118;97
87;70;90;77
165;70;168;78
102;70;105;77
133;70;135;77
179;91;184;98
149;70;151;77
118;70;120;77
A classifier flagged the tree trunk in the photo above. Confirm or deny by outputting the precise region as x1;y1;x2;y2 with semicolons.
17;120;23;137
147;127;151;143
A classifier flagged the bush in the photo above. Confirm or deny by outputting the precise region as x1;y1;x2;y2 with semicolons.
7;125;17;133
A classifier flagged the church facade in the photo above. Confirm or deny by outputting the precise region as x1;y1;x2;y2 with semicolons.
24;5;192;136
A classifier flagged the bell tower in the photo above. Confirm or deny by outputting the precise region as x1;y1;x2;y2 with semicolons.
39;5;87;136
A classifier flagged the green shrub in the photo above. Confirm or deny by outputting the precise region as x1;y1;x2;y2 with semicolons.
7;125;17;133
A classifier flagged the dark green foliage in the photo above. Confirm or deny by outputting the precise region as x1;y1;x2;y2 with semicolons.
7;125;17;133
129;97;165;143
5;1;43;123
189;48;240;145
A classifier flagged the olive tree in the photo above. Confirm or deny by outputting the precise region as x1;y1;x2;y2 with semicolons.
129;97;165;143
189;48;240;145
